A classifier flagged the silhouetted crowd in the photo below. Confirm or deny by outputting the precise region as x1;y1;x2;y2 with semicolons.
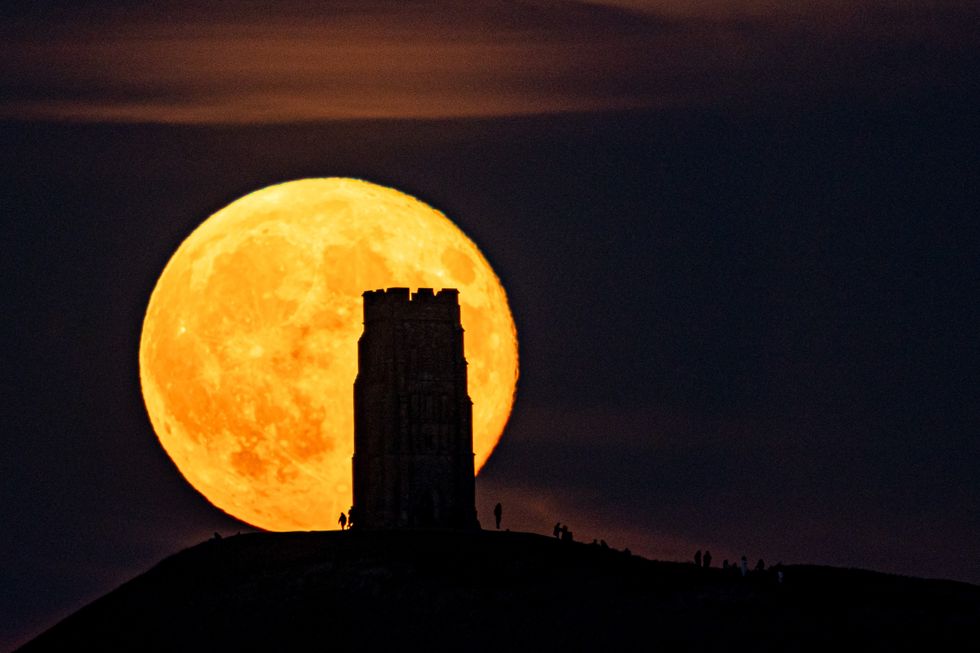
330;501;786;584
553;521;573;542
695;549;785;583
338;506;355;530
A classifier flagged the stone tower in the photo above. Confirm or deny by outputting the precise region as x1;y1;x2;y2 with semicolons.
352;287;477;530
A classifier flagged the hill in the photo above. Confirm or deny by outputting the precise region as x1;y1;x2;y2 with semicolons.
18;530;980;651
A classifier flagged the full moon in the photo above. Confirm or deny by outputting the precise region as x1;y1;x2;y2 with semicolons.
139;178;518;531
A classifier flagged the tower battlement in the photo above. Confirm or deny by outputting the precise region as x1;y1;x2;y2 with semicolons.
362;287;460;305
362;288;461;324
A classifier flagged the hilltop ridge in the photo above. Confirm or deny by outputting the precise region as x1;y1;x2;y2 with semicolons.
19;530;980;651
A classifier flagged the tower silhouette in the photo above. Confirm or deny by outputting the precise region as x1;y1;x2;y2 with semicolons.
352;287;477;529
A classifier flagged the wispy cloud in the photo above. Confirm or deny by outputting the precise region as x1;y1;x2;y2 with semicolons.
2;0;975;122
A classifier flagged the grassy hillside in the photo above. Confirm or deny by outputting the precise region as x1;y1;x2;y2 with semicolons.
19;530;980;651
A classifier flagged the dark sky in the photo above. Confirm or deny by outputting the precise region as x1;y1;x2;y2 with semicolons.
3;1;980;649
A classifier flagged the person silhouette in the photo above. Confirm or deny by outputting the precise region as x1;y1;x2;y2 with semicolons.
553;522;561;539
694;550;702;567
347;506;356;530
493;502;503;530
755;559;765;573
703;551;712;568
740;556;749;577
338;512;347;530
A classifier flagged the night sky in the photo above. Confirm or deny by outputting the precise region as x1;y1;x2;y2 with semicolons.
3;1;980;648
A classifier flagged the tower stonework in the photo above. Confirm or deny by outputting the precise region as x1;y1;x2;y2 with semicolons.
352;287;477;530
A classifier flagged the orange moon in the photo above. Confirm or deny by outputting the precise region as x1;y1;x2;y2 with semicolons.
139;178;518;531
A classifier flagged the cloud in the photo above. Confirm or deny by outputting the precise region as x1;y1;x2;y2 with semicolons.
1;1;668;122
3;0;976;122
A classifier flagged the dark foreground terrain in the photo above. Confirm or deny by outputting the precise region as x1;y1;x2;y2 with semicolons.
19;530;980;651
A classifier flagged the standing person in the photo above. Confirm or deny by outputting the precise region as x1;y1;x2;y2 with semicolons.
493;502;503;530
338;512;347;530
703;551;712;568
694;550;703;567
553;522;561;539
740;556;749;577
